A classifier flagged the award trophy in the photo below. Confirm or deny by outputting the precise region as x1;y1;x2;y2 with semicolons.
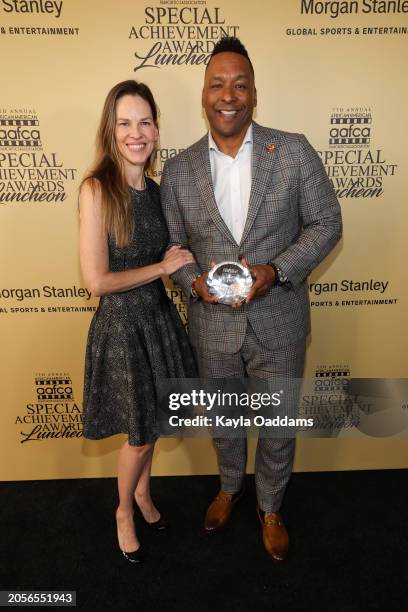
207;261;253;305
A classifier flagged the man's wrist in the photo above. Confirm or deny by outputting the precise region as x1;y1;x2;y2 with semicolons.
268;263;292;290
191;274;201;298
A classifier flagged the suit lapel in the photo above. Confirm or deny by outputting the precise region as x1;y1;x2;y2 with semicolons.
189;136;237;244
240;122;280;245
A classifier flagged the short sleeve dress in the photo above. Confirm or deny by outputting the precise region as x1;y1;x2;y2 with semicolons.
82;178;196;446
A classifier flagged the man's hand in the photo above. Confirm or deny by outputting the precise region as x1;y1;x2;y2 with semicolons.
241;257;276;304
192;261;219;304
193;259;275;306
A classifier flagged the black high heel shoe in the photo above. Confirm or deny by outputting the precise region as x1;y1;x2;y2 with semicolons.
142;515;169;531
121;547;144;564
116;511;144;564
133;501;169;531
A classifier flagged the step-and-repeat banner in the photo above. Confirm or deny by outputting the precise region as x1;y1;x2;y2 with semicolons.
1;1;407;480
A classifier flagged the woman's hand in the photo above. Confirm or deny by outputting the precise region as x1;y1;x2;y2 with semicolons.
160;245;195;275
80;181;193;296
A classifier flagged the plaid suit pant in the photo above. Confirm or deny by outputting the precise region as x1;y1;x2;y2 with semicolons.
194;321;306;513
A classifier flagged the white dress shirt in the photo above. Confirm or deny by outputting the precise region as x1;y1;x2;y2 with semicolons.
208;124;252;244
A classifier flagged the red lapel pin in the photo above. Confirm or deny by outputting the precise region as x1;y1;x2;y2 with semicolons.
265;143;275;153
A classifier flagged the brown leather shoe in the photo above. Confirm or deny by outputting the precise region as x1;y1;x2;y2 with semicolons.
204;490;243;532
257;507;288;561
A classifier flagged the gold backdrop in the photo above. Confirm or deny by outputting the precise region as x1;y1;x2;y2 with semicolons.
0;0;407;480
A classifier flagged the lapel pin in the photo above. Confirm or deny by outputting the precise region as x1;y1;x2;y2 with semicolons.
265;143;275;153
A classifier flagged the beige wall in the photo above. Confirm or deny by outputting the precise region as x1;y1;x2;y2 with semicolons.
0;0;407;480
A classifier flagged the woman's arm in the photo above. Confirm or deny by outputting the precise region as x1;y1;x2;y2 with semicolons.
79;179;194;297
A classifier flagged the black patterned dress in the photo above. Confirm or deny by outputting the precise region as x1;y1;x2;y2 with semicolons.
83;178;196;446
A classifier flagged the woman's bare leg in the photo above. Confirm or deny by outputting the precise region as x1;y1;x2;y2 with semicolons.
116;440;153;552
134;445;160;523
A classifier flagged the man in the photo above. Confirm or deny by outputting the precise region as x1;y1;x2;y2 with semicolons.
160;37;342;560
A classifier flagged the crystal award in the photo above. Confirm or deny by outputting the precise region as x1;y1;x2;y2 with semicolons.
206;261;253;305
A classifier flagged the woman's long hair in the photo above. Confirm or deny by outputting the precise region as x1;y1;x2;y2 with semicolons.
83;80;159;248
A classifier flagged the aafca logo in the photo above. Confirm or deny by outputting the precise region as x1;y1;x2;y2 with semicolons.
36;375;73;400
15;372;83;443
299;363;362;433
318;107;398;199
0;110;41;150
329;108;372;148
0;108;77;205
315;364;350;392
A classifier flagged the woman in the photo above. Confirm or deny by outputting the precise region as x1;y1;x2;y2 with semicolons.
79;80;196;564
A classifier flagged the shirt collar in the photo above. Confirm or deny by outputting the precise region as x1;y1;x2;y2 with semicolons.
208;123;253;154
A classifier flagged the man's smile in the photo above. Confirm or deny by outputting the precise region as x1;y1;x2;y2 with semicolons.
217;109;242;119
